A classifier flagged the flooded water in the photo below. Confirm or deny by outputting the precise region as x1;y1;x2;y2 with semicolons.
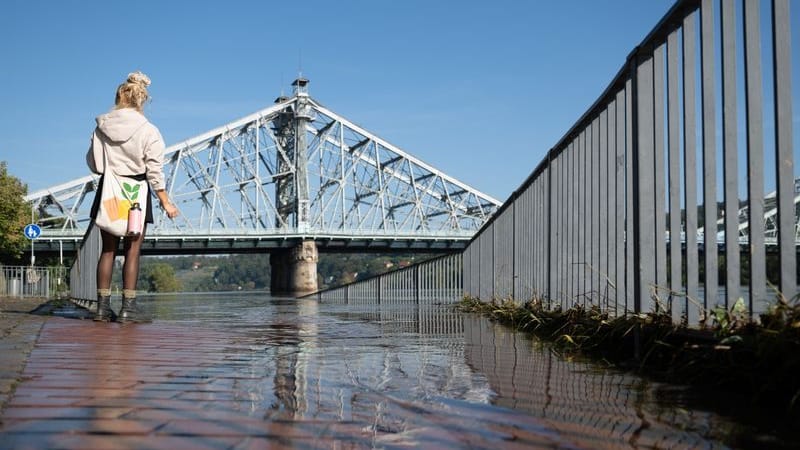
125;292;797;449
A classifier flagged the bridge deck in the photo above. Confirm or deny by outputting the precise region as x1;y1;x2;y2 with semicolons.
31;234;469;256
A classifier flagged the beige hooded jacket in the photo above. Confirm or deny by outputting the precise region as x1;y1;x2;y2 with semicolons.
86;108;166;191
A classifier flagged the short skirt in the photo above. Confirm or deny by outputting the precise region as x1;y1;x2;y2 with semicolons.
90;173;154;225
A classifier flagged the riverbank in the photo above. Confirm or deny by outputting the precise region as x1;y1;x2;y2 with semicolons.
457;296;800;416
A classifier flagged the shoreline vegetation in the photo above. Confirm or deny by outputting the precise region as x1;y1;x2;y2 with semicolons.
456;295;800;416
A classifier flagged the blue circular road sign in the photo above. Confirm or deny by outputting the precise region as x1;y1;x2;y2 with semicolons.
24;224;41;240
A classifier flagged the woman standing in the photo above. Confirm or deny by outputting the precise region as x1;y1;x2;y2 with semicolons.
86;71;179;322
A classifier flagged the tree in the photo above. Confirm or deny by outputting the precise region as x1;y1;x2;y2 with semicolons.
0;162;29;264
213;254;270;290
143;263;181;292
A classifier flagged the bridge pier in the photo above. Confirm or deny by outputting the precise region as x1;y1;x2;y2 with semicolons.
270;240;319;296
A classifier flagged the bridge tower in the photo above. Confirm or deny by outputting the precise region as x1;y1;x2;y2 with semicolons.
270;77;319;295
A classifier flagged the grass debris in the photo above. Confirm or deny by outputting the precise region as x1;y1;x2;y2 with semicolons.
457;295;800;414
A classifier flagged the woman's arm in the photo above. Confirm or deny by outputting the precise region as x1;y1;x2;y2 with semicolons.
155;189;179;218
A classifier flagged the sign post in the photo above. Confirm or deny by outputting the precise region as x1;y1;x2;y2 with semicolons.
24;223;41;266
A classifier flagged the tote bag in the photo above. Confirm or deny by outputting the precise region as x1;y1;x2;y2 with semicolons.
93;144;148;237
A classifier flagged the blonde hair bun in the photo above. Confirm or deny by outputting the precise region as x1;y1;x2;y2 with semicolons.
115;71;151;111
127;71;151;87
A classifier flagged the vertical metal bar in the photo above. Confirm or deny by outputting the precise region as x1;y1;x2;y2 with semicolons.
625;79;635;315
538;174;544;300
667;28;682;322
635;52;656;314
587;117;600;303
701;0;718;312
772;0;796;300
654;43;667;311
512;184;517;300
550;160;557;302
520;185;527;299
599;109;609;311
568;140;575;304
463;244;469;298
492;222;496;299
560;155;566;301
608;99;618;313
536;180;541;300
549;159;558;303
528;183;534;301
616;91;626;316
555;156;561;302
721;0;739;307
478;227;482;299
743;0;765;315
579;130;587;305
683;10;700;325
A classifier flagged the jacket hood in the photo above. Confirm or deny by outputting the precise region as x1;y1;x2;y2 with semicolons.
95;108;147;143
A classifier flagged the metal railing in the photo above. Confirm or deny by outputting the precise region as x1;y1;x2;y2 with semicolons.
464;0;796;324
0;265;68;298
69;225;100;302
300;253;462;305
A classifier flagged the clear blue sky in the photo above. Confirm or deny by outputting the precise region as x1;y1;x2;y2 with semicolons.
1;0;786;203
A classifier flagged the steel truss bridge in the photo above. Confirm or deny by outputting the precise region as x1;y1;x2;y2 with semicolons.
25;79;501;256
699;179;800;248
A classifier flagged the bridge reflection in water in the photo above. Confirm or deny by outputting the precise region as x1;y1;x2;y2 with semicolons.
142;294;797;447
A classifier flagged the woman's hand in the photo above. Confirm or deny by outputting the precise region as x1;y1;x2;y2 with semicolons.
155;190;179;219
161;201;179;219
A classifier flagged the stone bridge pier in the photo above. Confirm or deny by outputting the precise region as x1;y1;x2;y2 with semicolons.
270;240;318;296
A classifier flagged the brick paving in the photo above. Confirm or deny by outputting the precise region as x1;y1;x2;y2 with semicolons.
0;297;48;418
0;312;378;449
3;296;767;449
0;301;563;450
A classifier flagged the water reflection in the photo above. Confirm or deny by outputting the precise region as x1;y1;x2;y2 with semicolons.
463;316;798;449
124;293;798;448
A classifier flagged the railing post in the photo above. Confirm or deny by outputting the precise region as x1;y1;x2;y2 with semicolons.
414;265;420;305
546;152;553;306
630;50;645;360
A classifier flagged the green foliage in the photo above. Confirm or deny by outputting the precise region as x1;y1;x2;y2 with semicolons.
213;254;270;290
0;162;29;264
142;262;181;292
317;253;431;288
104;253;432;293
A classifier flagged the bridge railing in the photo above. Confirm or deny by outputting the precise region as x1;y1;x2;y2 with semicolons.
464;0;796;325
300;253;462;305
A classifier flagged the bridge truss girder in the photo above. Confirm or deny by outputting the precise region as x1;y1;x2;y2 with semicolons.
25;91;501;244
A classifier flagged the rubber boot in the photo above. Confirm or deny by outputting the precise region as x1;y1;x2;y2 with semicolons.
118;290;149;323
94;289;117;322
